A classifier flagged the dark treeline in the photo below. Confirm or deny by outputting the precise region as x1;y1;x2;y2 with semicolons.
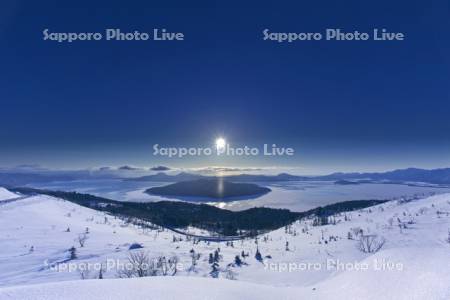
11;187;386;236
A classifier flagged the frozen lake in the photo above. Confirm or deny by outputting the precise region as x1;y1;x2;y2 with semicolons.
27;179;450;212
214;181;450;211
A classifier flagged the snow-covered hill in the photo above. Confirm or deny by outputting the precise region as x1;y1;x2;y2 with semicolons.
0;189;449;299
0;187;19;201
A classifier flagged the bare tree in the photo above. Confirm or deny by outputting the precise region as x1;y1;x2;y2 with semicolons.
157;256;168;276
347;231;353;240
116;267;135;278
351;227;363;238
77;233;88;247
188;249;200;272
117;252;179;278
167;256;179;276
357;234;386;253
98;263;105;279
131;251;155;277
225;266;237;280
78;268;90;280
119;251;158;278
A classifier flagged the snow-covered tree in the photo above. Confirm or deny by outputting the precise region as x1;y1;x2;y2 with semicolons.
210;261;219;278
213;249;220;262
255;248;263;262
234;255;243;267
209;253;214;264
69;246;77;260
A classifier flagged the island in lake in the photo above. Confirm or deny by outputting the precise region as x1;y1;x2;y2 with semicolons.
145;178;271;201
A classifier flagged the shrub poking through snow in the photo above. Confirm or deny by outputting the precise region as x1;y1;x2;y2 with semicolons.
129;243;144;250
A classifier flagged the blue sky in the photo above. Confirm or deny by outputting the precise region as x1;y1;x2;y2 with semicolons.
1;0;449;173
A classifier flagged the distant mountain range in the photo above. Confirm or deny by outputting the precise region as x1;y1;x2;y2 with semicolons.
124;172;308;182
127;168;450;185
317;168;450;184
1;167;450;186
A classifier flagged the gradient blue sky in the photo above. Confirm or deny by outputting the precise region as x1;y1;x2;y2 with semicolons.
1;0;449;174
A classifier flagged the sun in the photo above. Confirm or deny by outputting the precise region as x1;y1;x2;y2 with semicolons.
215;137;226;151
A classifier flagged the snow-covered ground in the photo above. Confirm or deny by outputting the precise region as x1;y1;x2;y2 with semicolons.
0;188;449;299
0;277;300;300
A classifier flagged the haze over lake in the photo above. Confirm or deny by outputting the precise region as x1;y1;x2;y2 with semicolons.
26;179;450;212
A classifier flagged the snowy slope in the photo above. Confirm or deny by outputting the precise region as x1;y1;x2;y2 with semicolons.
0;277;300;300
0;249;448;300
308;247;450;300
0;189;449;299
0;187;19;201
